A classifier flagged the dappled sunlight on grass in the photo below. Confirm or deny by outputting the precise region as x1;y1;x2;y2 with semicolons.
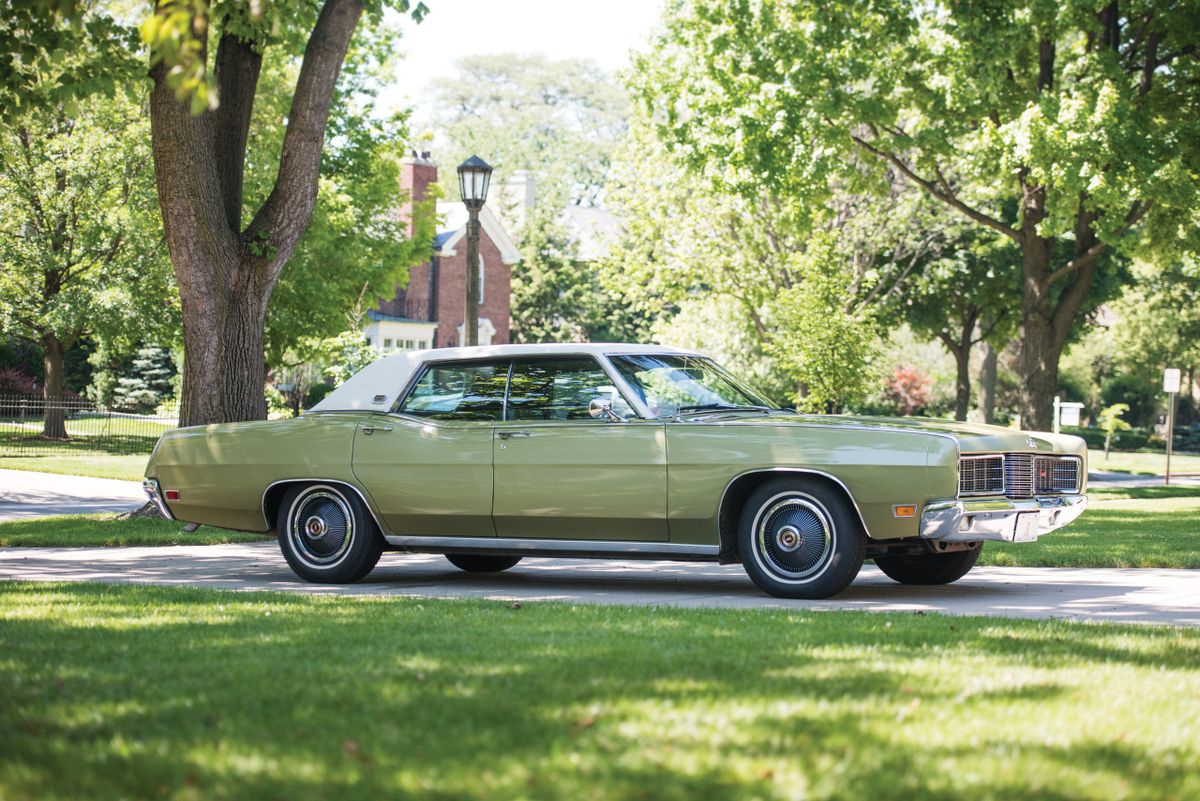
1;582;1198;799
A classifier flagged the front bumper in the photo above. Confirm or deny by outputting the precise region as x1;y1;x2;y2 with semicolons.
142;478;175;521
920;494;1086;543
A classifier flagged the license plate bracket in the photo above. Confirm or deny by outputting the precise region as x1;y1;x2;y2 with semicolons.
1011;512;1040;542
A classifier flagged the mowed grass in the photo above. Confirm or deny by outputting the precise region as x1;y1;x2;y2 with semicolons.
1089;448;1200;476
0;454;149;481
1;582;1198;801
0;514;269;547
980;485;1200;568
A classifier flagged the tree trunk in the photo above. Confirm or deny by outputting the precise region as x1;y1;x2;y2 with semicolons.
40;333;67;439
978;340;997;424
176;268;272;425
148;0;363;427
953;348;971;422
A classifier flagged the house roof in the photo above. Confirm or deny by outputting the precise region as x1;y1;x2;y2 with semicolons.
435;201;521;264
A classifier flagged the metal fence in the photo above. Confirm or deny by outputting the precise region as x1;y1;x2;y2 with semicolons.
0;395;179;456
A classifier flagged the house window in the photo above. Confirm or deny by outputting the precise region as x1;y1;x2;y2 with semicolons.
418;340;427;349
383;338;393;349
405;339;414;349
365;337;372;346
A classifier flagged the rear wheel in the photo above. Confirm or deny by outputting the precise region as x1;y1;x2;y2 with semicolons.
277;483;383;583
738;478;865;599
873;544;982;585
445;554;522;573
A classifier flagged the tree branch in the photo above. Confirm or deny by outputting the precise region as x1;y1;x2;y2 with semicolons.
848;130;1021;243
1041;199;1154;290
212;33;264;233
248;0;363;274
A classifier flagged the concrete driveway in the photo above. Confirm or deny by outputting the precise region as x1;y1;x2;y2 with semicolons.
0;469;145;520
1;540;1196;626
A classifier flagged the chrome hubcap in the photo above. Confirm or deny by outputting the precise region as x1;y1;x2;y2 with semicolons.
754;495;835;583
305;515;329;539
288;489;354;567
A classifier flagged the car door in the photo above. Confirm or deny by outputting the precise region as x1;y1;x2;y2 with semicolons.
352;358;508;536
491;356;668;541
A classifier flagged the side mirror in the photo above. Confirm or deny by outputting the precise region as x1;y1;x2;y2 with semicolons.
589;398;628;422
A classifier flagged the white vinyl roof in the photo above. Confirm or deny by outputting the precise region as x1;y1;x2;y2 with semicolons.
309;343;696;413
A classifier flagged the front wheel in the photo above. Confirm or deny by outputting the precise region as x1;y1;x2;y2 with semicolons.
873;545;982;585
738;478;866;599
277;483;383;583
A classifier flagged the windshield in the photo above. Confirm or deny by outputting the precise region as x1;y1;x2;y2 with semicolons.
609;354;779;418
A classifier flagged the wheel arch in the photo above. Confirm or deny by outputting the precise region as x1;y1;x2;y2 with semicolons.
717;468;870;564
262;479;386;536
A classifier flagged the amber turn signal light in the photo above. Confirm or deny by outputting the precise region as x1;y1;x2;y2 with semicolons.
892;504;916;518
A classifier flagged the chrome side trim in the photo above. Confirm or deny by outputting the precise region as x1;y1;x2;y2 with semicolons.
383;534;719;561
261;478;388;535
921;494;1086;543
717;467;872;537
142;478;175;521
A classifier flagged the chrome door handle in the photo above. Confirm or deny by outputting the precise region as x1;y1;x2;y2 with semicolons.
496;430;531;439
362;425;393;435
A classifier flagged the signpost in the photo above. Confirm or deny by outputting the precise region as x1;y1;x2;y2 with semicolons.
1163;368;1181;486
1052;397;1085;434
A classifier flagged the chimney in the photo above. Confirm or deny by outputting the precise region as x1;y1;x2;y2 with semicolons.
400;150;437;237
501;170;536;229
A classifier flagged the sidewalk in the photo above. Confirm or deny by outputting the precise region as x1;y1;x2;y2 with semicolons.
1088;470;1200;488
0;469;145;521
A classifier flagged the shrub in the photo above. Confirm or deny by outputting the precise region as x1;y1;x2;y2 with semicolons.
0;368;39;396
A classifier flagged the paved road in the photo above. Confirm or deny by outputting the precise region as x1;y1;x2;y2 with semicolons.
1089;470;1200;488
1;541;1196;626
0;469;145;521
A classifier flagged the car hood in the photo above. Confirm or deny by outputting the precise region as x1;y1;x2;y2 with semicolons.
703;412;1087;456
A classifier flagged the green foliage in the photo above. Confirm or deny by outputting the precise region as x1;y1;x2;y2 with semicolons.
0;0;143;124
1100;373;1160;429
0;93;176;355
1111;256;1200;385
430;53;629;213
509;209;632;344
1098;402;1133;458
109;346;175;413
307;330;376;387
769;237;880;413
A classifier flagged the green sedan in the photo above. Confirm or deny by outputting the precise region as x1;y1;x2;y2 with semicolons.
143;344;1087;599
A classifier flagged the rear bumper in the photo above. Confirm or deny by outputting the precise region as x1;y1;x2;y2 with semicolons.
142;478;175;521
920;494;1086;543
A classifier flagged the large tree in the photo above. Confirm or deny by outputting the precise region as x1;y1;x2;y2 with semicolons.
243;24;435;371
638;0;1200;428
141;0;427;425
0;93;173;437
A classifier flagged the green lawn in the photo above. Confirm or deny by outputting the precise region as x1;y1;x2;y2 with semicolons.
1;582;1197;801
979;486;1200;568
0;514;269;547
0;453;149;481
1089;448;1200;476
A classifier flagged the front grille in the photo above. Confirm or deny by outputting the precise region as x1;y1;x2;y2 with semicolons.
959;454;1080;497
1036;456;1080;494
959;456;1004;495
1005;453;1034;498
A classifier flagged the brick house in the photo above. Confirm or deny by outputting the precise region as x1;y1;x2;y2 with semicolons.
369;152;520;351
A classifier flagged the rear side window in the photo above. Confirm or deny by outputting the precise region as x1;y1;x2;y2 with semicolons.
506;358;634;421
399;361;508;421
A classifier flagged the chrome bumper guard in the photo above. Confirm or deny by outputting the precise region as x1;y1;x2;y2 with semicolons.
142;478;175;521
921;494;1086;543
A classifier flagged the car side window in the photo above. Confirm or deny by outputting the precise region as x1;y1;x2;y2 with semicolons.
506;358;635;421
399;361;508;421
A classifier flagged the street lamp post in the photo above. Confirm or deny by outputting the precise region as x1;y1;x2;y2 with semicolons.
457;155;493;346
